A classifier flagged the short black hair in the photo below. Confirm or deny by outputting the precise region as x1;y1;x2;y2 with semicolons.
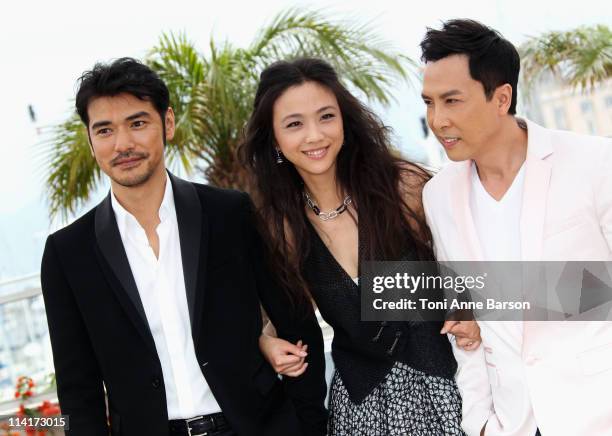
420;19;520;114
75;57;170;127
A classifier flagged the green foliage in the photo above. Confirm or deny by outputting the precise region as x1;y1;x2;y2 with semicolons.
43;8;415;219
42;115;102;221
520;24;612;90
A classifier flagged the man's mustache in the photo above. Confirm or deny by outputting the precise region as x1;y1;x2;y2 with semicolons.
110;151;149;166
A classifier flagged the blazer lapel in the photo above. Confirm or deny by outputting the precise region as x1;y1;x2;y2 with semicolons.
521;121;553;345
94;194;156;353
451;161;484;261
169;173;207;344
520;121;553;261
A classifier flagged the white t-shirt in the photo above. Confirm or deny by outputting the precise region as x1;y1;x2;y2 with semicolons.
470;160;537;431
469;160;525;261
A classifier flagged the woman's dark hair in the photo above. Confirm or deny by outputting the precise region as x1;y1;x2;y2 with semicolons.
238;57;434;308
420;19;520;115
75;57;170;132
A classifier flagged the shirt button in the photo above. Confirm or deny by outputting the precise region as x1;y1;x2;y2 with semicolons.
525;355;539;366
151;377;161;388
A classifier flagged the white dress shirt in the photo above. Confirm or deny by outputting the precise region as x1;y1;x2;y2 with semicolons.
470;161;538;435
111;175;221;419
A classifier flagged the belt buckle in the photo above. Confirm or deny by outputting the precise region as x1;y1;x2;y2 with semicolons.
186;416;207;436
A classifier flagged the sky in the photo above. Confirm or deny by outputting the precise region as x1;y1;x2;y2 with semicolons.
0;0;610;279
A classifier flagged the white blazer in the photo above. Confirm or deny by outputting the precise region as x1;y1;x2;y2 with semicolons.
422;119;612;436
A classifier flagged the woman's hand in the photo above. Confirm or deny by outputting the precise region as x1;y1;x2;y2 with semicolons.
258;334;309;377
441;320;481;351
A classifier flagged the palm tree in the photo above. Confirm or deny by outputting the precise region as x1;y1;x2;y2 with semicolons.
43;8;416;220
520;24;612;90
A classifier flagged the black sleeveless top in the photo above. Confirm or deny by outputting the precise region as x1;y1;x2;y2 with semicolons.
302;220;458;404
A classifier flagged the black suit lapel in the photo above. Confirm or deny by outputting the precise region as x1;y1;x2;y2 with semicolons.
94;194;156;353
169;173;208;344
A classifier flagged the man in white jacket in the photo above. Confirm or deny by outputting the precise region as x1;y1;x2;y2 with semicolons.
419;19;612;436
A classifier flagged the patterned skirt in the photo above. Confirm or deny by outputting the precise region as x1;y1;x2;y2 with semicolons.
328;361;465;436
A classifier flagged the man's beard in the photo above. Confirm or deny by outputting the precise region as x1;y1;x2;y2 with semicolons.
110;151;154;187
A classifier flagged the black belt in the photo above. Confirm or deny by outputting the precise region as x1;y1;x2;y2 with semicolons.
169;412;229;436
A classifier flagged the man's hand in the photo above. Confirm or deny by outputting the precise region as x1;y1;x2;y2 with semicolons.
441;320;481;351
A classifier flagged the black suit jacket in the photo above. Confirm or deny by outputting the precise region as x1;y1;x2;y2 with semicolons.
40;173;327;436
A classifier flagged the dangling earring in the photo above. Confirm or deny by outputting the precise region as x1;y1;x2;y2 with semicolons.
275;148;284;164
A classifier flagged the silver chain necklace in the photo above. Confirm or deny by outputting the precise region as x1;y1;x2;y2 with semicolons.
303;191;352;221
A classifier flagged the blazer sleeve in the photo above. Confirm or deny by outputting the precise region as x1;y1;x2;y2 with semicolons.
423;183;493;436
40;235;109;436
239;193;328;436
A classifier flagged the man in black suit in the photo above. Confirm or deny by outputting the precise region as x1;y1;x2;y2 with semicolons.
40;58;327;436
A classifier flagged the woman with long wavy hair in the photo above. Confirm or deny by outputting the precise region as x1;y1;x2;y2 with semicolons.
239;57;476;435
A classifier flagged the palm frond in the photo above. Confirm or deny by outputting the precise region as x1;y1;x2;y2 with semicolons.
41;114;102;221
146;32;206;171
247;8;414;105
520;24;612;91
